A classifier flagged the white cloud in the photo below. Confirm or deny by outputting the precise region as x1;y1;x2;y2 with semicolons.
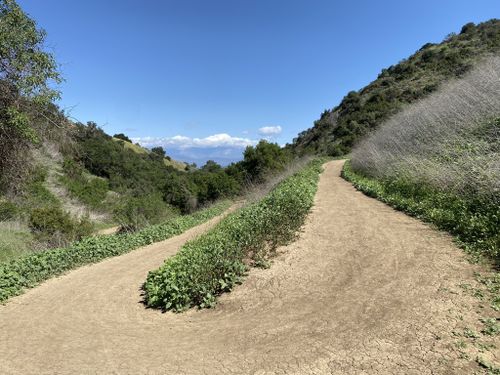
132;133;257;150
258;125;282;136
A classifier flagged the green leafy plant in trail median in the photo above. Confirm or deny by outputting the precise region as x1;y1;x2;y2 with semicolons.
0;200;231;303
144;159;325;312
341;161;499;265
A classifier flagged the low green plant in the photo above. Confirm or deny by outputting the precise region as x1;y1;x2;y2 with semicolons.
144;159;325;312
481;318;500;336
341;161;500;265
0;200;231;303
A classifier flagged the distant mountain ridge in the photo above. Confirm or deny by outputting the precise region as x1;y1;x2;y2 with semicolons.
289;19;500;156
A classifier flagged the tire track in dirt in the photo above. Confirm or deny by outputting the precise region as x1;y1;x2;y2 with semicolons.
0;160;497;374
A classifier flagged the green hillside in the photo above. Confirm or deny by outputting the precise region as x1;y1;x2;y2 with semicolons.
290;19;500;156
111;137;187;171
0;1;292;262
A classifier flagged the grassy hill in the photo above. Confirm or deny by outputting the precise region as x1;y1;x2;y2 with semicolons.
111;137;187;171
290;19;500;156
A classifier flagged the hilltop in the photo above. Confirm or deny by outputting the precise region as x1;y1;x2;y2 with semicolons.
290;19;500;156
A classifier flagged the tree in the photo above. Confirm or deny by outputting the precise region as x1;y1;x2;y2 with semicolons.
113;133;132;143
151;146;166;157
0;0;61;104
201;160;222;173
0;0;62;191
242;140;289;182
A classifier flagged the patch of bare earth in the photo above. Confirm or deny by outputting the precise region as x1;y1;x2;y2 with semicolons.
0;161;497;374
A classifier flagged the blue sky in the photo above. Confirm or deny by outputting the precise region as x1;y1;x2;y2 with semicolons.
19;0;499;165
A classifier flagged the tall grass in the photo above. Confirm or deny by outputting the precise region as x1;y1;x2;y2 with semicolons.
351;56;500;201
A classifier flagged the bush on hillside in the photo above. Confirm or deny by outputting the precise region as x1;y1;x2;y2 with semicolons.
0;200;17;221
113;193;178;232
242;140;291;182
59;158;109;209
29;206;94;245
113;133;132;143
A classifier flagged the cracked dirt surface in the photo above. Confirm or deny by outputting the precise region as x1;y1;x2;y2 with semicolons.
0;160;498;374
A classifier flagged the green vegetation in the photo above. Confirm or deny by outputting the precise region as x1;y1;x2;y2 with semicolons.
342;161;499;265
59;157;109;209
0;200;231;303
290;19;500;156
73;123;291;216
144;159;324;312
28;206;93;244
0;226;33;263
113;133;132;143
0;0;62;192
112;193;178;231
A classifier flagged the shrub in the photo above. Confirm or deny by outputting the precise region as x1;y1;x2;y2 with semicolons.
0;200;231;303
144;159;324;311
28;206;94;245
151;147;166;157
113;193;178;232
113;133;132;143
0;200;17;221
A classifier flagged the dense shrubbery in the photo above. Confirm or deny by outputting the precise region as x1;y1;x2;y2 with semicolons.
0;200;17;221
291;19;500;156
59;158;109;209
144;159;324;311
0;200;231;303
113;192;178;231
240;140;291;183
72;124;293;217
342;162;499;265
28;206;94;245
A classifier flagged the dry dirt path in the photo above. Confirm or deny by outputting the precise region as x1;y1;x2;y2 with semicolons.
0;160;497;374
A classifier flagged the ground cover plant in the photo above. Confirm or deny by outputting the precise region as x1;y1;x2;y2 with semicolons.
0;200;231;303
144;159;325;312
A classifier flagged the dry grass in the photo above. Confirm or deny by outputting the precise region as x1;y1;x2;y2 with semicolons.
351;55;500;201
243;156;314;204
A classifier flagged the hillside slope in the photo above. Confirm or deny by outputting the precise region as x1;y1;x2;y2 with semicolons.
290;19;500;156
111;137;187;171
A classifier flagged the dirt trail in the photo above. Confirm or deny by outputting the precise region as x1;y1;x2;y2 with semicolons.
0;160;497;374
